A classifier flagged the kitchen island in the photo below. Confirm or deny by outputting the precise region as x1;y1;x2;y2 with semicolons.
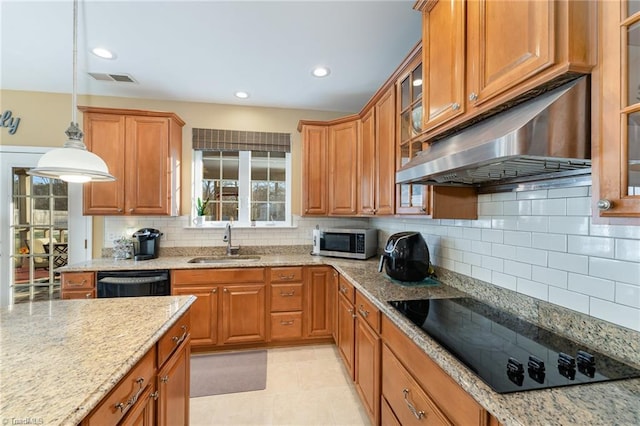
0;295;195;425
58;255;640;425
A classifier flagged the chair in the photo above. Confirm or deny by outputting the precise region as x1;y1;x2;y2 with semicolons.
26;237;58;268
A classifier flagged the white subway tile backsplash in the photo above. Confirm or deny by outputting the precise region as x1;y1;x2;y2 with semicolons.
616;238;640;262
589;298;640;332
455;261;472;276
532;266;568;288
516;247;548;266
548;216;590;235
491;217;519;230
590;223;640;239
516;216;549;233
548;186;589;198
471;240;492;254
516;189;548;199
463;227;482;241
548;287;590;314
531;232;567;252
503;200;532;216
504;260;532;279
492;271;517;291
482;255;504;272
589;257;640;285
548;252;589;274
517;278;549;300
492;244;519;261
532;198;567;216
568;235;615;258
464;252;483;266
615;282;640;309
482;229;504;243
566;197;592;216
472;265;492;282
472;217;493;228
568;273;615;301
504;231;532;247
492;192;517;201
478;201;504;216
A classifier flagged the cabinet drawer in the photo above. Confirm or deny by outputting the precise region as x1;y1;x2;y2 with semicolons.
270;312;303;341
157;311;190;367
355;291;380;333
338;275;355;304
270;267;303;283
382;344;451;426
270;283;303;312
61;290;95;299
61;272;94;291
172;268;264;284
381;396;402;426
83;347;156;426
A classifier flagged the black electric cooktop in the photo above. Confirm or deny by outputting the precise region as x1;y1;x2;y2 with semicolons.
388;297;640;394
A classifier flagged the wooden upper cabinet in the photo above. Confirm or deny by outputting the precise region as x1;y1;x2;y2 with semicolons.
416;0;596;138
301;124;328;216
358;108;376;216
375;87;396;216
81;107;184;216
328;119;359;216
596;0;640;218
421;0;466;132
359;86;396;216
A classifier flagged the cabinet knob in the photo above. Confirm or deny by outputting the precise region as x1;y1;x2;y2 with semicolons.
468;92;478;102
160;376;169;384
129;208;134;213
212;288;217;294
117;209;123;213
150;391;159;401
452;103;460;111
85;293;92;298
597;199;613;210
223;288;228;293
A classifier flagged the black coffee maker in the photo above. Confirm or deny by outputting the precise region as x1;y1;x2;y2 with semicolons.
132;228;162;261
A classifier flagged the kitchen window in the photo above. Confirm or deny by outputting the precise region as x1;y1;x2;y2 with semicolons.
192;128;292;227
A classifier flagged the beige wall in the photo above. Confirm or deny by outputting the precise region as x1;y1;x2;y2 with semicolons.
1;89;348;253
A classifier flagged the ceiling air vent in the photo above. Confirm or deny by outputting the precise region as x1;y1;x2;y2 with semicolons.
88;72;137;83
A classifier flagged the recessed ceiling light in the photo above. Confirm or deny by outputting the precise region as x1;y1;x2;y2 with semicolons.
91;47;116;60
312;67;331;78
235;91;250;99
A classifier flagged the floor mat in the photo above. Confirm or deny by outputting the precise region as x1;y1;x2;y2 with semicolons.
190;350;267;397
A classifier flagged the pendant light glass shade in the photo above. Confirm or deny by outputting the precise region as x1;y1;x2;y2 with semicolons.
28;0;115;183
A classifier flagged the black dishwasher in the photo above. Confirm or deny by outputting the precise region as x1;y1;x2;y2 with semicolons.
97;270;170;298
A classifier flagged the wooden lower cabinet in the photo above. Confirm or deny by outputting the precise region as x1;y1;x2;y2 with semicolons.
305;266;335;338
157;335;191;426
336;276;356;379
381;314;491;425
354;305;381;425
82;309;191;426
60;271;95;299
221;283;266;344
172;285;218;346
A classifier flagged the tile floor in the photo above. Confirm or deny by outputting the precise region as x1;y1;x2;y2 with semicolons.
189;344;370;425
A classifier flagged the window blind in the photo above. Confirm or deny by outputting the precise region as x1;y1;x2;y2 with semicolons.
192;128;291;153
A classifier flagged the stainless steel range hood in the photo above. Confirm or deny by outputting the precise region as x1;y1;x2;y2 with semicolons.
396;77;591;192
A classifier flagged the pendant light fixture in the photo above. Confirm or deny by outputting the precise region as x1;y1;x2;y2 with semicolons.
28;0;115;183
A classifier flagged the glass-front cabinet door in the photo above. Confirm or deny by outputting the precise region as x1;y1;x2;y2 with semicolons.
598;1;640;217
396;51;429;214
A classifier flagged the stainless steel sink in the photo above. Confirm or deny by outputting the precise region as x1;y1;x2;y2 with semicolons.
187;255;261;264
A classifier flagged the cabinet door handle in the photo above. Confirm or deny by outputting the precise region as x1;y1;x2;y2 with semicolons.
452;102;460;111
347;308;357;319
160;375;169;384
597;199;612;210
115;377;145;413
280;320;295;326
402;388;425;420
278;274;296;281
117;208;123;213
339;286;348;294
150;391;159;401
67;279;86;287
358;305;369;318
468;92;478;102
85;293;92;299
280;290;295;297
211;288;217;293
171;325;188;346
223;288;228;293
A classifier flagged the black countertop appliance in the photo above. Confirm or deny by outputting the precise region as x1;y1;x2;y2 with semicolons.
132;228;162;261
378;231;430;281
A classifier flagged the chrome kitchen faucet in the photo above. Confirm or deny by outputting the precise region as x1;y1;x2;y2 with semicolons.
223;221;240;256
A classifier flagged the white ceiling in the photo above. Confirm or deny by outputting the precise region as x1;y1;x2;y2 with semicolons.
1;0;422;113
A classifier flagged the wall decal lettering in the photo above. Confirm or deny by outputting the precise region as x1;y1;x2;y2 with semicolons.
1;110;21;135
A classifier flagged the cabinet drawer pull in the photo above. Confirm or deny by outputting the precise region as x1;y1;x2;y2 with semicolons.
278;274;296;280
339;286;348;294
171;325;188;346
402;388;425;420
85;293;92;299
279;290;295;297
358;305;369;318
280;320;295;326
160;375;169;384
150;391;159;401
347;308;357;319
115;377;145;414
67;279;87;287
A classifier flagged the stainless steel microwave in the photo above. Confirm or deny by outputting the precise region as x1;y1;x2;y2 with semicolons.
316;228;378;260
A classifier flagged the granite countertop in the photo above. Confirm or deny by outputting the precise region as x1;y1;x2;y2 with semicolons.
0;295;196;425
58;254;640;425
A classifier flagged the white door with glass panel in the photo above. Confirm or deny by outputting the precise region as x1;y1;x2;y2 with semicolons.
0;147;91;306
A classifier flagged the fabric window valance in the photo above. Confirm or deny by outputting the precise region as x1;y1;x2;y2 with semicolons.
192;128;291;153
